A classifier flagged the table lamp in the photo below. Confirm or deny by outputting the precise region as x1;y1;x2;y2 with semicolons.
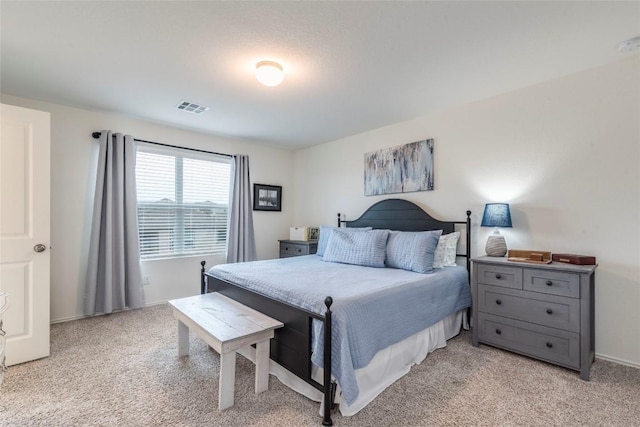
481;203;512;257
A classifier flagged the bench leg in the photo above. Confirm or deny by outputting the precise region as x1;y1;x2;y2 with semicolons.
255;340;270;394
177;320;189;357
219;351;236;410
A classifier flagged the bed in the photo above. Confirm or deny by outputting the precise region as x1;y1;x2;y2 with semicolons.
201;199;471;425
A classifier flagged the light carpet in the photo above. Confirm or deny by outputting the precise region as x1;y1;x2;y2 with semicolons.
1;304;638;426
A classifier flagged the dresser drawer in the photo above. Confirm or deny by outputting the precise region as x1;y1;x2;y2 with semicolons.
476;264;522;289
477;284;580;332
280;242;308;257
478;313;580;369
524;268;580;298
279;241;317;258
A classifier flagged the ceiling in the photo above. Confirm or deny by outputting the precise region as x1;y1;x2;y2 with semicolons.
1;1;638;150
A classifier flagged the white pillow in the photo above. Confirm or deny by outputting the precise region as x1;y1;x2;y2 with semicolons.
433;231;460;268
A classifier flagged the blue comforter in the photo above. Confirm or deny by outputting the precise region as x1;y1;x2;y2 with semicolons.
208;255;471;405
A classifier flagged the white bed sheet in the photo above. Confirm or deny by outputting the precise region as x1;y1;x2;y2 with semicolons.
238;309;467;417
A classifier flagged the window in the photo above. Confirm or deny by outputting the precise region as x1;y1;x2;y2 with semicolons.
135;143;232;259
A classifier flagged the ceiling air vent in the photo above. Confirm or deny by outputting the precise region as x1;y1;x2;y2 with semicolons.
176;100;210;114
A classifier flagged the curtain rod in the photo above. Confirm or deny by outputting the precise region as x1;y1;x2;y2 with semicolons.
91;132;233;158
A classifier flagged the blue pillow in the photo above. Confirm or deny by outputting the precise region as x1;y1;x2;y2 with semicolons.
316;225;371;256
385;230;443;273
322;229;389;268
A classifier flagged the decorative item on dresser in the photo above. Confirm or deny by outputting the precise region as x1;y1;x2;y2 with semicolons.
481;203;513;257
552;253;597;265
471;256;597;380
289;226;310;241
308;226;320;240
278;239;318;258
507;249;552;264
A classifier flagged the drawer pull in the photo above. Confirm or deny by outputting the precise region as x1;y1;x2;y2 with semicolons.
495;329;502;335
495;274;502;279
297;248;302;252
496;299;502;305
546;280;553;286
546;308;553;314
284;247;289;250
546;342;553;348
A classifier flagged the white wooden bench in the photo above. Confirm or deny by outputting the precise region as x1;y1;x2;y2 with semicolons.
168;292;284;410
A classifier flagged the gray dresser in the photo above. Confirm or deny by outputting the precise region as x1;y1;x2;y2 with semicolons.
471;256;597;380
278;240;318;258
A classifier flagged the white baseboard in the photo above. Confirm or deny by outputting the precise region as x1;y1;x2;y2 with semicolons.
51;314;85;324
50;301;168;324
596;353;640;369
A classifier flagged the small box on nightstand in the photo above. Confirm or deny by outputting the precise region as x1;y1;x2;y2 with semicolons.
289;227;309;241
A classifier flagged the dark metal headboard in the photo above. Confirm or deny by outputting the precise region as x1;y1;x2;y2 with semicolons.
337;199;472;280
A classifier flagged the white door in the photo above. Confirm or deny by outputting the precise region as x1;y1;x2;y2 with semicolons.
0;103;51;366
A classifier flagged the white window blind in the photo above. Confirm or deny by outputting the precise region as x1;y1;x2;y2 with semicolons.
135;143;232;260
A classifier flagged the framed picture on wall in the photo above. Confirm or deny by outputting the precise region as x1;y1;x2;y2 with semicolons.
364;138;434;196
253;183;282;211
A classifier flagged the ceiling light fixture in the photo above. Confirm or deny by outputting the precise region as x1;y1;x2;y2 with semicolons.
617;36;640;52
255;61;284;87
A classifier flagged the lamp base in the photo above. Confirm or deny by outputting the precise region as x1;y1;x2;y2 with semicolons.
485;234;507;257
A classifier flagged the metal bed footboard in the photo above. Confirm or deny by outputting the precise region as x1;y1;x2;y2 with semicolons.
201;263;335;426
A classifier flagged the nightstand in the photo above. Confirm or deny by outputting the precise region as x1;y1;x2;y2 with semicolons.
471;256;597;380
278;240;318;258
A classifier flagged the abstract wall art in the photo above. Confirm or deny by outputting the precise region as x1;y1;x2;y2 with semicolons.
364;138;434;196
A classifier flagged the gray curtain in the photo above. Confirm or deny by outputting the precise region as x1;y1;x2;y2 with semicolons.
85;131;145;315
226;155;257;263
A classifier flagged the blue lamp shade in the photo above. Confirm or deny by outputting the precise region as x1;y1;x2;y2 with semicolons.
481;203;512;257
481;203;513;228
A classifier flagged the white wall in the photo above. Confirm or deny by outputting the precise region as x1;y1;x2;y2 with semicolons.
3;56;638;366
0;94;294;322
292;57;640;367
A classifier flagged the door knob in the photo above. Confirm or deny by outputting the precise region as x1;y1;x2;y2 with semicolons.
33;244;47;253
